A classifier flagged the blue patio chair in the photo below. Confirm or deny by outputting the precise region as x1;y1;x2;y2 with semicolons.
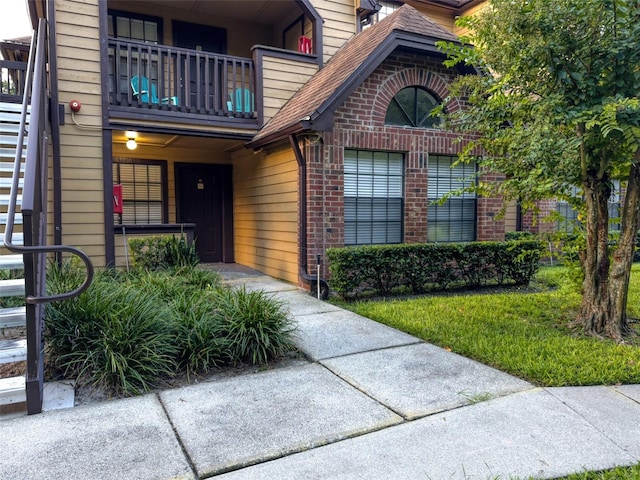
226;88;254;114
131;76;179;106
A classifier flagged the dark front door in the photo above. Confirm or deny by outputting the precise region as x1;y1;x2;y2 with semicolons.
173;21;227;110
176;164;233;263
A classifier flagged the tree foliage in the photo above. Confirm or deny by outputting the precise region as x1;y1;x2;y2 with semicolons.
439;0;640;339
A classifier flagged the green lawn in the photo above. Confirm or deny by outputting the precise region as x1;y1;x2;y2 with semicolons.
552;463;640;479
343;264;640;387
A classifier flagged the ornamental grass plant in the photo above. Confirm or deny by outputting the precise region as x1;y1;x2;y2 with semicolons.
45;261;296;396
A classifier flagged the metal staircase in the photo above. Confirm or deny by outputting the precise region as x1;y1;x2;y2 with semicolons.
0;102;27;412
0;20;94;415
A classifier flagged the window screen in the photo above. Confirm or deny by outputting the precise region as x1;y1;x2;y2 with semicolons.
427;155;477;242
113;159;166;224
344;150;404;245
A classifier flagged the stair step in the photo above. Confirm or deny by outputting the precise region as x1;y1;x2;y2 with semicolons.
0;255;24;270
0;193;23;205
0;279;25;297
0;306;26;329
0;109;30;124
1;233;24;247
0;339;26;364
0;162;25;173
0;102;30;113
0;177;24;189
0;135;27;147
0;123;24;135
0;214;22;225
0;376;26;406
0;148;26;160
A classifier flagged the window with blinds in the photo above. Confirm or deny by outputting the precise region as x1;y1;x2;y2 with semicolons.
427;155;477;242
556;185;581;233
113;159;166;225
609;179;621;231
556;180;620;233
344;150;404;245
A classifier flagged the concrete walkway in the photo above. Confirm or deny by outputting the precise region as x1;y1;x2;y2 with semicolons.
2;275;640;479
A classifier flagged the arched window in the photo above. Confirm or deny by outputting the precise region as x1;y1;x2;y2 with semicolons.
385;87;441;128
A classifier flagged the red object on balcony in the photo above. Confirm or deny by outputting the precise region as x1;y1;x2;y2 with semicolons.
298;36;311;54
113;184;123;214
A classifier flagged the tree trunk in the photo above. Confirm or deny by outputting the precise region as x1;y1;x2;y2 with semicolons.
609;161;640;338
578;158;640;340
578;175;614;337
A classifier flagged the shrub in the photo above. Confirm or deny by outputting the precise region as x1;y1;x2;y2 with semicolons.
172;291;231;378
46;270;179;395
129;234;199;270
327;240;543;299
214;287;297;365
505;231;535;241
45;262;297;394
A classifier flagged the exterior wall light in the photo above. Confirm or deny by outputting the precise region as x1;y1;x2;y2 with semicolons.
125;131;138;150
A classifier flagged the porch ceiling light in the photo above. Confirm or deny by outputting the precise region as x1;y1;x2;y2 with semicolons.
125;131;138;150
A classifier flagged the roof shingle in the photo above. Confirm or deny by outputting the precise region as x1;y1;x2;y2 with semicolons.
251;4;459;145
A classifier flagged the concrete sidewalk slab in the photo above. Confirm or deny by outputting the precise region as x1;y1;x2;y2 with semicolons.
293;309;420;361
322;343;532;419
269;289;344;317
547;386;640;457
215;388;633;480
614;384;640;403
159;363;403;478
223;275;297;293
0;395;193;480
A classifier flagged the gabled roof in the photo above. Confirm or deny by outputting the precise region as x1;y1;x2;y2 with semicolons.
249;4;467;148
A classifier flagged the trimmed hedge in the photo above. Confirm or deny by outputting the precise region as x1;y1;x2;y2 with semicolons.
327;240;543;299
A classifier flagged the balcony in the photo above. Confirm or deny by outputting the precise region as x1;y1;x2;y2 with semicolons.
103;0;323;129
108;38;257;126
0;40;29;104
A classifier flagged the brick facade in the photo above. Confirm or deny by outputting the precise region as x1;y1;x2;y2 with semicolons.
305;52;506;277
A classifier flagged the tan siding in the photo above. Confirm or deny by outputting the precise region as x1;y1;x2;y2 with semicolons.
312;0;356;62
233;145;298;283
55;0;106;266
56;10;99;30
407;2;456;32
261;56;318;123
455;1;489;36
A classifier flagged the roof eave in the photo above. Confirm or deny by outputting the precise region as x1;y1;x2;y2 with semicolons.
246;121;311;149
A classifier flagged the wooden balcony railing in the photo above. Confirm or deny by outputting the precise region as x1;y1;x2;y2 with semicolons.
0;59;28;104
108;38;256;119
